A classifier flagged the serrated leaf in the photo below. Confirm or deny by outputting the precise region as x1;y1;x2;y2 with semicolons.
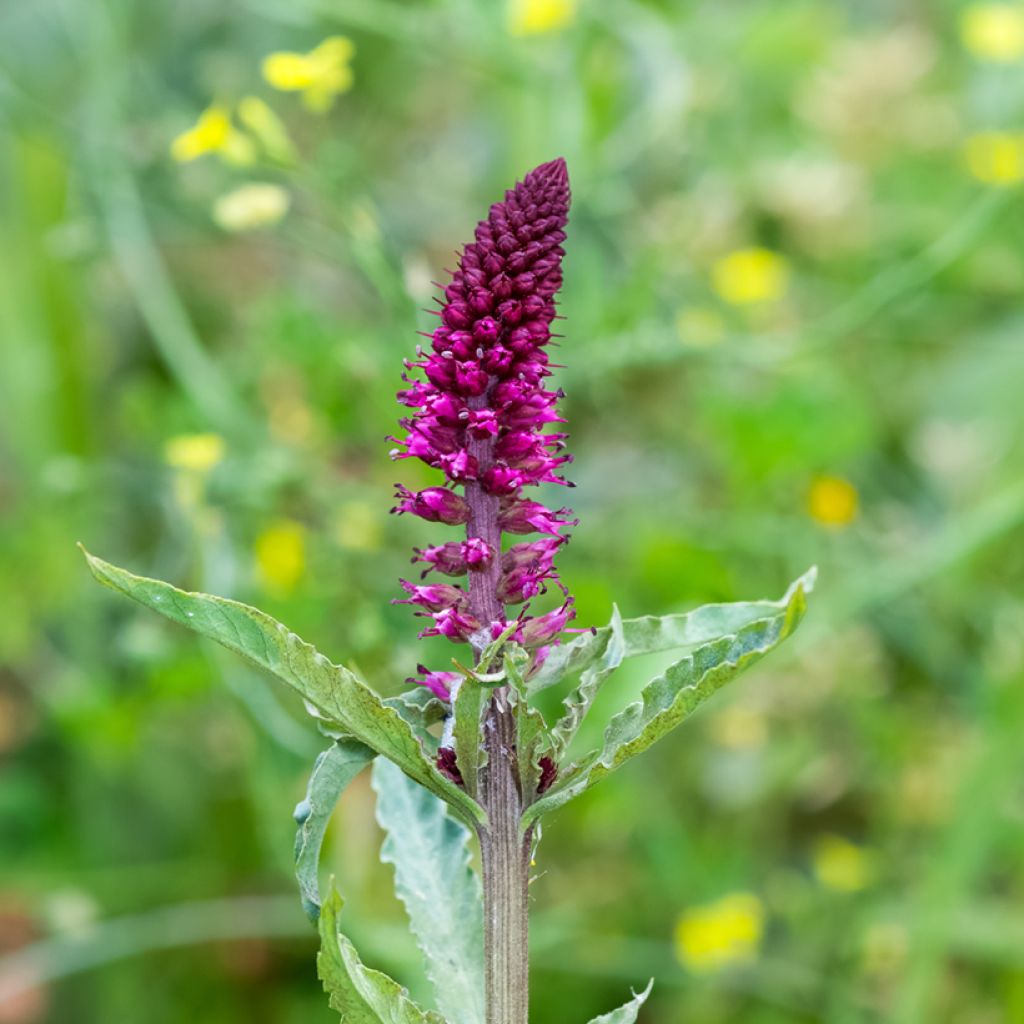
529;569;817;694
372;758;484;1024
551;604;625;755
523;571;813;829
451;676;486;798
587;980;654;1024
294;738;376;922
82;549;485;828
318;883;446;1024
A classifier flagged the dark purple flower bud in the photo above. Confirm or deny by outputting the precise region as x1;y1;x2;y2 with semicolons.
519;597;576;647
407;664;459;701
537;755;558;794
499;499;578;538
437;747;464;786
396;579;467;612
502;538;563;572
414;539;494;577
392;485;470;525
497;565;554;604
419;606;482;642
473;317;500;343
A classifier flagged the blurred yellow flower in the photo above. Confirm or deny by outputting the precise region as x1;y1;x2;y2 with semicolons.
711;248;789;305
163;433;226;474
965;131;1024;184
333;501;383;552
709;705;767;750
676;306;726;348
212;183;291;232
812;834;875;892
255;519;307;594
674;893;765;973
508;0;577;35
807;475;859;528
960;4;1024;61
170;106;256;166
237;96;297;163
262;36;355;112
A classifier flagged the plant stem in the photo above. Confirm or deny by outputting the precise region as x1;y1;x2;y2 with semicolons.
479;690;530;1024
464;390;530;1022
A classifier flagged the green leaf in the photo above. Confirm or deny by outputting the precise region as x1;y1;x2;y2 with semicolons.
550;604;625;756
372;759;484;1024
528;569;817;694
318;883;446;1024
523;571;814;829
450;676;487;798
586;980;654;1024
82;548;485;828
294;738;376;922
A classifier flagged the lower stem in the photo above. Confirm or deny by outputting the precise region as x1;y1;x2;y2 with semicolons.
479;690;530;1024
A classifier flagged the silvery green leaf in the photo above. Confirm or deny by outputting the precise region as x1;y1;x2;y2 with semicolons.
372;759;484;1024
550;604;625;755
294;738;376;922
451;676;487;798
586;980;654;1023
523;571;814;829
318;883;446;1024
83;549;485;828
529;569;817;694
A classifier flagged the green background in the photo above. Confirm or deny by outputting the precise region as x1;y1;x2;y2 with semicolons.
3;0;1024;1021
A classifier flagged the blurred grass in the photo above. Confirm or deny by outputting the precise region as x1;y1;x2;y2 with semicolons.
4;0;1024;1021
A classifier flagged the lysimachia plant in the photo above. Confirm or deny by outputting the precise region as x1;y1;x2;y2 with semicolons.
83;159;814;1024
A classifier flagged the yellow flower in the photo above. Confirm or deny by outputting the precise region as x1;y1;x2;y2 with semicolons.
675;307;726;349
508;0;577;35
960;4;1024;61
237;96;297;163
170;106;256;166
212;183;291;232
163;433;226;474
965;131;1024;184
262;36;355;112
711;248;789;306
674;893;765;973
255;519;307;595
812;834;875;892
807;475;859;528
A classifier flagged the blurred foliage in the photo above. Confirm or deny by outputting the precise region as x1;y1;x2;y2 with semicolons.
3;0;1024;1021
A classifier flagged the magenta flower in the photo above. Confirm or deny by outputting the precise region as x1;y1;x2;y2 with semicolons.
391;158;575;686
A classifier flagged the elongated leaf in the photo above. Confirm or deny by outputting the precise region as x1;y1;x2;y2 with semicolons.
529;569;816;694
551;604;625;755
295;738;376;922
524;571;813;828
318;883;446;1024
451;676;486;798
372;758;484;1024
83;549;485;828
587;980;654;1024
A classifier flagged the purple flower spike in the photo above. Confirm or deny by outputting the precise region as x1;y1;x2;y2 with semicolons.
391;159;574;654
407;664;460;701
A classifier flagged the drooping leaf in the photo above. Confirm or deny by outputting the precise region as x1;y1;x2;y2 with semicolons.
372;758;484;1024
523;571;813;828
318;883;446;1024
450;676;487;798
294;738;376;922
550;604;625;755
528;569;817;694
586;980;654;1024
82;549;485;828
